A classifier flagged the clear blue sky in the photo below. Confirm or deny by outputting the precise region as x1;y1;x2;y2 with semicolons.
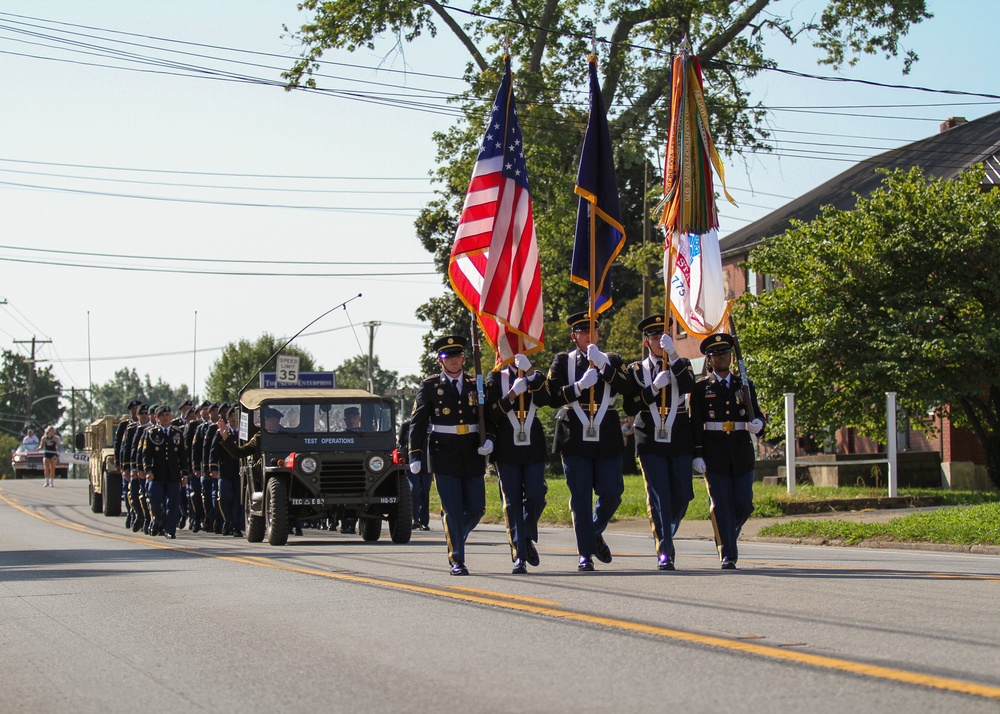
0;1;994;406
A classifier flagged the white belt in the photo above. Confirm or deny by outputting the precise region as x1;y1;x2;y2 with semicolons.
704;421;747;433
429;424;478;435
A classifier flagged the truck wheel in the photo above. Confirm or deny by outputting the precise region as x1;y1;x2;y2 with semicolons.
245;482;264;543
102;469;122;517
359;513;381;542
89;480;103;514
388;473;412;544
265;478;289;546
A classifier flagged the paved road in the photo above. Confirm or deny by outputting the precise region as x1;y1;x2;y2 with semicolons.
2;480;998;713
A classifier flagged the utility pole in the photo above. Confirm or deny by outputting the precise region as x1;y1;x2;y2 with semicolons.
363;321;380;393
13;336;52;431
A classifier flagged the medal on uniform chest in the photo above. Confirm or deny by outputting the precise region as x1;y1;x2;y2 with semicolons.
434;408;440;416
709;411;715;419
740;408;747;417
442;408;451;415
467;392;476;406
437;388;444;396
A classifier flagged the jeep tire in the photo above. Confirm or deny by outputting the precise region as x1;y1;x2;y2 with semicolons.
388;472;412;544
89;480;103;514
265;478;289;546
359;512;381;542
102;468;122;517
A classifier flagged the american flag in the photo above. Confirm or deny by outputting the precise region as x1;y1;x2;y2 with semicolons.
449;56;544;368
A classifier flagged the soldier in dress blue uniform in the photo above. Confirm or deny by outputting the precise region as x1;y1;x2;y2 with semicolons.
140;405;190;539
182;401;209;532
397;418;430;531
485;352;549;574
115;399;140;529
172;399;193;529
623;315;696;570
546;312;630;571
125;404;152;533
192;403;221;533
211;404;244;537
690;333;766;569
408;335;494;575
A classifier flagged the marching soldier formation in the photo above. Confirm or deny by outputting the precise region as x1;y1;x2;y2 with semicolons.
106;323;764;571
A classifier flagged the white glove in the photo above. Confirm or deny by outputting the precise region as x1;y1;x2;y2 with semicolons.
510;377;529;396
574;368;599;395
477;439;494;456
748;418;764;435
514;354;531;371
652;370;671;390
409;460;422;475
586;343;609;369
659;334;675;355
692;457;707;473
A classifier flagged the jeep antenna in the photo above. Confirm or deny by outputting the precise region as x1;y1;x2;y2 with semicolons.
238;293;363;394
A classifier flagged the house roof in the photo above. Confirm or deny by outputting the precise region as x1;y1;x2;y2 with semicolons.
719;110;1000;257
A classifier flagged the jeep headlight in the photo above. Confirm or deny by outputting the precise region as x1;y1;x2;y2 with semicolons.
300;456;318;475
367;455;385;473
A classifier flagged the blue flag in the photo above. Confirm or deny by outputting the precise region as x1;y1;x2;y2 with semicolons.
572;55;625;315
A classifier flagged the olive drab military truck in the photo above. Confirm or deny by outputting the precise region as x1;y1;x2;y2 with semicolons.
84;415;123;517
236;388;411;546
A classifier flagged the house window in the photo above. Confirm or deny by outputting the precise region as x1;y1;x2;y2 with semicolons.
747;267;758;296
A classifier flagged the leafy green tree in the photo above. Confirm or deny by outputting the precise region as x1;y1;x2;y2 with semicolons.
741;166;1000;488
204;334;320;402
88;368;190;418
0;432;19;477
286;0;929;363
332;354;399;394
0;349;63;437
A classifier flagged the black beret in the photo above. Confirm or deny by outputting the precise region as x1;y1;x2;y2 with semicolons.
137;405;149;415
154;405;172;416
432;335;467;357
637;314;667;335
126;398;141;410
178;399;193;409
198;400;212;409
701;333;735;355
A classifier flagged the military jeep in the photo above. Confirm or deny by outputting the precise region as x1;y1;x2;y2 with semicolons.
237;388;410;546
83;415;122;517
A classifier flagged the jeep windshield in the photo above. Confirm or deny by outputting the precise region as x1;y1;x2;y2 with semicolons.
260;402;393;435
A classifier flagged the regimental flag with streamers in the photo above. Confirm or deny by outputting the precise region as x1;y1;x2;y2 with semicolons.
572;54;626;316
449;56;544;368
659;45;736;337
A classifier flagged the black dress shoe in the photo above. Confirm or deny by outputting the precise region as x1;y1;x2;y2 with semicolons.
163;532;176;540
525;540;540;567
232;530;243;538
511;559;528;575
419;524;430;531
294;526;304;536
721;559;737;570
178;516;187;530
657;554;675;571
594;534;613;564
450;561;469;576
192;521;201;533
132;519;144;533
578;557;595;572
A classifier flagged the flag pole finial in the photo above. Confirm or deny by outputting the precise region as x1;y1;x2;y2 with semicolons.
678;36;691;54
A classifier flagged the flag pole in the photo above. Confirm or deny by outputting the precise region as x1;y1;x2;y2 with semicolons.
516;334;526;442
470;311;486;446
588;201;598;428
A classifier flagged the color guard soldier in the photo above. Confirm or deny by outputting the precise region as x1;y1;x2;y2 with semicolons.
690;333;765;569
623;315;696;570
546;312;629;571
140;405;189;539
408;335;494;575
485;352;549;574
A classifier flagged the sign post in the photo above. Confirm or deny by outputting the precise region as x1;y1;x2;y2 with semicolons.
276;355;300;387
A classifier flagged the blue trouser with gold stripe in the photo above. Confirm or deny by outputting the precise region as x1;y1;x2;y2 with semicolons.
638;452;694;558
435;472;485;565
496;461;547;562
705;468;754;562
561;455;623;558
